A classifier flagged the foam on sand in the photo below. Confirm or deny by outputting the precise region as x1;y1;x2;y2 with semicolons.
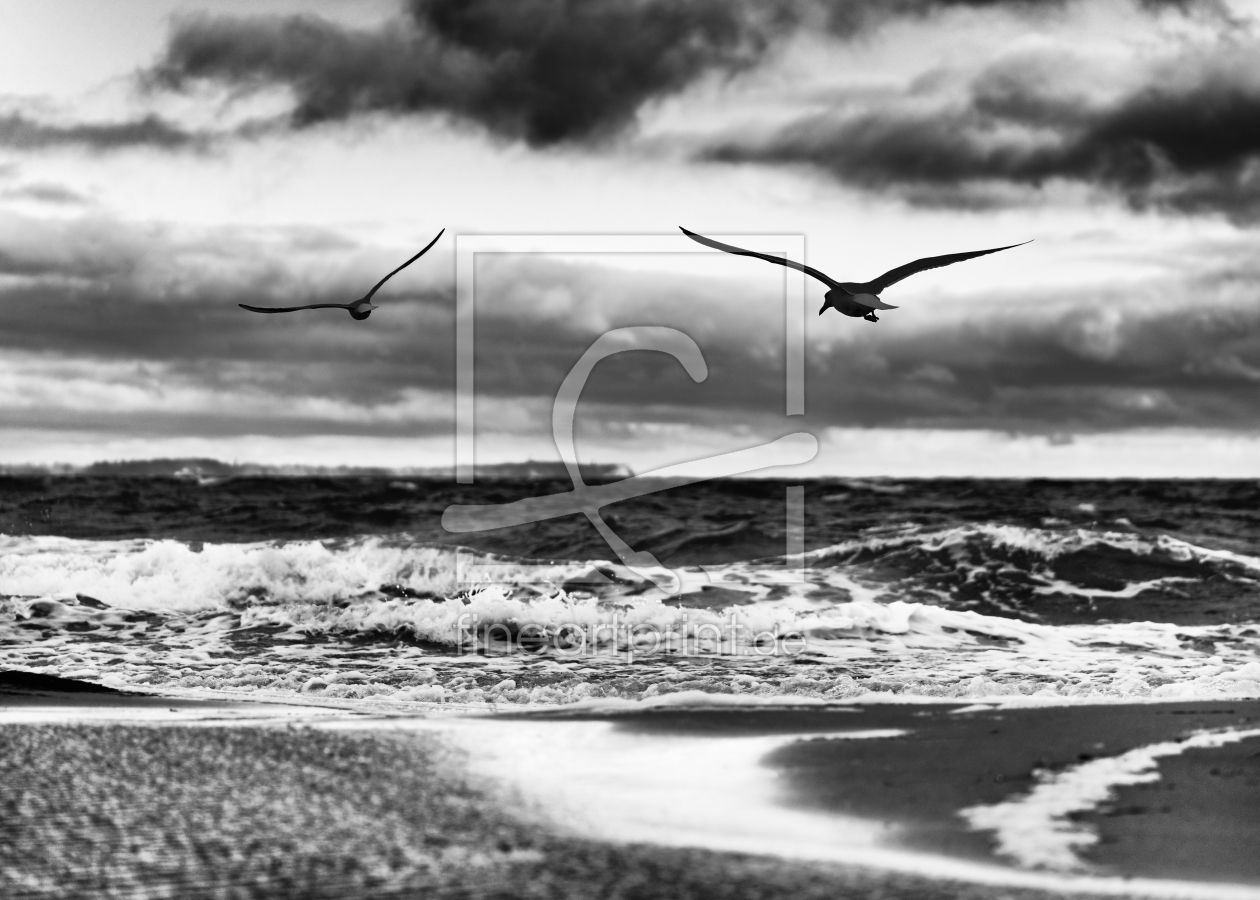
961;726;1260;872
388;718;907;856
413;716;1260;900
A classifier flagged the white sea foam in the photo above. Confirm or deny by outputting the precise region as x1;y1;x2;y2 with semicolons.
962;726;1260;871
3;532;1260;705
0;534;469;611
0;534;599;614
412;719;906;858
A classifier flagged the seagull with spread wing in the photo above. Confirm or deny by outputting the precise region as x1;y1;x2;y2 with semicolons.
680;227;1028;322
240;228;445;320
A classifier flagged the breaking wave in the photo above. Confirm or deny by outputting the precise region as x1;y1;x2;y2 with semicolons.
2;526;1259;706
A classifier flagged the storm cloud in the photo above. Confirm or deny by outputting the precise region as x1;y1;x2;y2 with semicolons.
705;39;1260;219
148;0;790;146
131;0;1260;222
801;295;1260;432
144;0;1194;147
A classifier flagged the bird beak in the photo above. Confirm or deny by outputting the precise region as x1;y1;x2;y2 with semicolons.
818;304;827;316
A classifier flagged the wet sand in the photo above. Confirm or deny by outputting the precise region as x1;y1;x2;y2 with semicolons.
5;674;1260;898
576;700;1260;883
1079;733;1260;884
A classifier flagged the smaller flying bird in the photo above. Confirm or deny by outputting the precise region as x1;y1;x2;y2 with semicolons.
240;228;445;320
680;227;1028;322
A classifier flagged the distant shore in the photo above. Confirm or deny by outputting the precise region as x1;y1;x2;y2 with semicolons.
0;457;634;481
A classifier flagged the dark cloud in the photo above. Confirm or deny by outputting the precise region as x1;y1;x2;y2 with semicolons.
0;112;201;151
704;43;1260;219
813;0;1121;37
797;290;1260;432
146;0;1196;147
0;0;1213;164
148;0;789;146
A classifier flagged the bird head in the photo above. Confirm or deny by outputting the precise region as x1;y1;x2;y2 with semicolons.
819;288;845;316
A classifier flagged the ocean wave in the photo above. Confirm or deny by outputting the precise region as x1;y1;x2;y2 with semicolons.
786;523;1260;620
806;522;1260;571
3;524;1256;618
3;529;1260;706
0;534;590;613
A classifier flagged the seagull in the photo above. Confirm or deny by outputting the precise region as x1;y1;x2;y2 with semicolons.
680;227;1029;322
240;228;445;320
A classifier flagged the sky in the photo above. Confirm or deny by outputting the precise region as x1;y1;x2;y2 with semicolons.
3;0;1260;477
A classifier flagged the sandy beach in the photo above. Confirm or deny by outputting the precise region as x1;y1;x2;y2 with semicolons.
5;673;1259;899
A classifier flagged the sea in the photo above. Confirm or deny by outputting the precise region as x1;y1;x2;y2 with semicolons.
3;474;1260;707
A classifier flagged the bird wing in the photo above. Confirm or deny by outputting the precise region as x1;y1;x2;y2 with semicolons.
363;227;446;302
238;303;349;313
866;241;1031;293
680;227;837;289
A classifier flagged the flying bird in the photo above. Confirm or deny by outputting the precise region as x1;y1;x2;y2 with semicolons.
680;227;1028;322
240;228;445;320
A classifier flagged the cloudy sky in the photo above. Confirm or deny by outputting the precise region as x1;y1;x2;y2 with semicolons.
3;0;1260;476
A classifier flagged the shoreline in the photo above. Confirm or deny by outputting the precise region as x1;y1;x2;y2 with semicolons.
6;676;1260;897
427;700;1260;894
0;687;1097;900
